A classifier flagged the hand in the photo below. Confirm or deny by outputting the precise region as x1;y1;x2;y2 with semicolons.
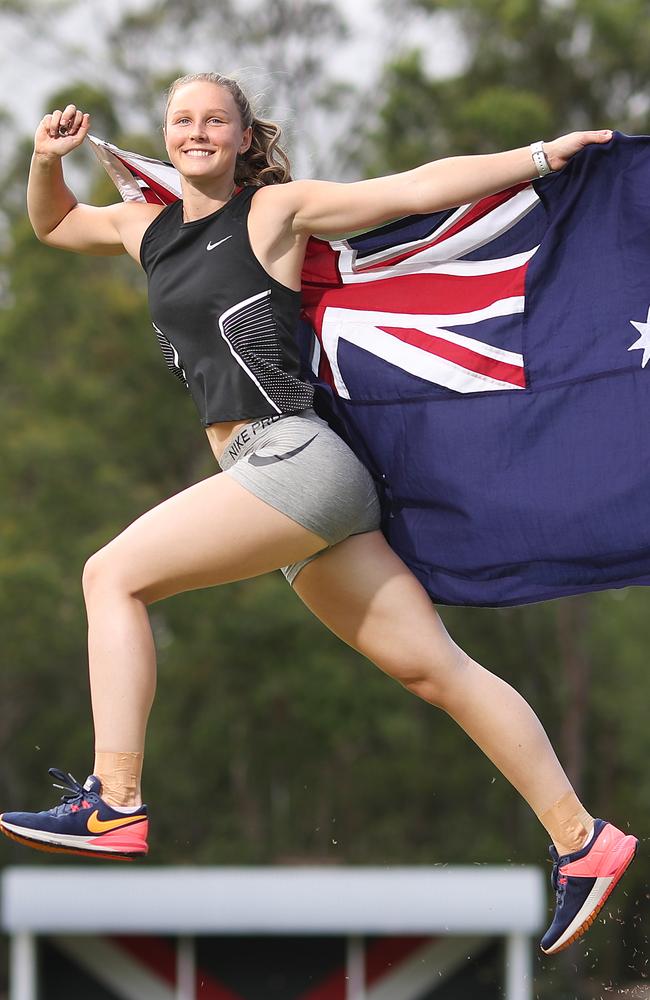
34;103;91;159
543;130;613;171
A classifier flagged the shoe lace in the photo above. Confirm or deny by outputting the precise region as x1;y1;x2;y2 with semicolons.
47;767;90;815
550;859;569;909
550;859;559;891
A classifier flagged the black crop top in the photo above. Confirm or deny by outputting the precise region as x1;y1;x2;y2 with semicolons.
140;186;314;425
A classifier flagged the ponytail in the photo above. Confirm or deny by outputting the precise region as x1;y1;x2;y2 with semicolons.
237;116;292;186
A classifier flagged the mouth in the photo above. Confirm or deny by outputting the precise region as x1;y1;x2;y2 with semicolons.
182;149;214;158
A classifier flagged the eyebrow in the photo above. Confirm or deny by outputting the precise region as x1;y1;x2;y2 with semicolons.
170;108;231;117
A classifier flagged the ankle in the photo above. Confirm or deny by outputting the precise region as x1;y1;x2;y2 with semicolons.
93;750;143;808
540;791;594;857
553;821;595;857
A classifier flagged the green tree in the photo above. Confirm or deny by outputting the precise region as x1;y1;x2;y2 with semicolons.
103;0;351;175
363;0;650;171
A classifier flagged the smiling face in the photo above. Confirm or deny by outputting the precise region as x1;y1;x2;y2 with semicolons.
164;80;252;184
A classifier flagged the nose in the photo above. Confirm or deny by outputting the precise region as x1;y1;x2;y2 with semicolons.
189;122;207;141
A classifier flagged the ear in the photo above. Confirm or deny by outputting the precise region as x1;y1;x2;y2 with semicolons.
239;126;252;155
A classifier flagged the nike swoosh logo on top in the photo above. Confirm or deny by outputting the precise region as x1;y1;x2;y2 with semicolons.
86;810;147;834
206;235;233;251
248;434;318;467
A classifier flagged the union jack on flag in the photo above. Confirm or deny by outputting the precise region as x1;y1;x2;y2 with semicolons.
300;182;542;398
90;133;650;607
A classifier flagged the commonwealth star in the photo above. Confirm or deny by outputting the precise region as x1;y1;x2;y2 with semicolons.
629;305;650;368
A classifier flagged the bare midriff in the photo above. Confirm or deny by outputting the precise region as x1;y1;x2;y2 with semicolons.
205;417;260;463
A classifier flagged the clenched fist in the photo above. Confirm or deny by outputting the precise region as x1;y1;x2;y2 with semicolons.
34;103;91;159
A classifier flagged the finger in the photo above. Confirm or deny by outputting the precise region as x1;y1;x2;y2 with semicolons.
75;113;91;144
58;104;78;137
66;108;84;136
49;109;62;138
585;129;612;144
34;116;51;146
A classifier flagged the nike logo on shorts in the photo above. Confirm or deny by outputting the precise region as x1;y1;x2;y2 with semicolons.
248;434;318;467
206;235;233;251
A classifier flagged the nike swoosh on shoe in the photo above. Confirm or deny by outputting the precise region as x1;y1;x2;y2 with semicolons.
86;810;148;834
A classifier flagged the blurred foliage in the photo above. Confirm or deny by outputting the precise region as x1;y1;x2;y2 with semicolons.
101;0;350;175
0;1;648;996
0;0;70;12
364;0;650;172
46;84;120;139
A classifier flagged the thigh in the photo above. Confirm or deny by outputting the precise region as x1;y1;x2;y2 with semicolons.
293;531;466;685
94;472;328;604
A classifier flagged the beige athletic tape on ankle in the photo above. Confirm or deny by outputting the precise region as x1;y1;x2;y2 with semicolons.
539;791;594;854
93;751;143;807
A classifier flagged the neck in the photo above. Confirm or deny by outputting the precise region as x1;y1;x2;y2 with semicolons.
180;178;238;223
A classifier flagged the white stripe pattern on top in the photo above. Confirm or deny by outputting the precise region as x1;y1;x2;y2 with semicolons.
219;290;314;412
153;323;188;386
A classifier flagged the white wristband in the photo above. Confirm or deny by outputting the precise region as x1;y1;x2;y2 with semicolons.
530;140;552;177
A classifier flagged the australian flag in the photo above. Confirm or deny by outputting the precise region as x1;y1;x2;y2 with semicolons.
90;132;650;607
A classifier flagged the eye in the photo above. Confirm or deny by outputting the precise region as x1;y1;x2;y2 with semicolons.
208;117;225;125
174;117;191;125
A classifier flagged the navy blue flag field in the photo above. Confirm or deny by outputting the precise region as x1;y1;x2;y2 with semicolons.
90;133;650;607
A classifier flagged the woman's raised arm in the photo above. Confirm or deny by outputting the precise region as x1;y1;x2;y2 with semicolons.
28;103;159;258
284;130;613;238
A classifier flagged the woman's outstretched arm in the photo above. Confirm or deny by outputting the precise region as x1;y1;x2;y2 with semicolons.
284;130;613;238
28;103;159;257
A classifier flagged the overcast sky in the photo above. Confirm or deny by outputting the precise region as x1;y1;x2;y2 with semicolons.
0;0;465;184
1;0;463;129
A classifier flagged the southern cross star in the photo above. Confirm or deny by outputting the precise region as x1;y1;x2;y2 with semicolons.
629;305;650;368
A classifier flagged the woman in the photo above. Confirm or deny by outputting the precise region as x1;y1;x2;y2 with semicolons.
0;73;637;956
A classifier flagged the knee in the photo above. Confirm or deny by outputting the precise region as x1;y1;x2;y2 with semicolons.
82;545;131;600
398;648;474;710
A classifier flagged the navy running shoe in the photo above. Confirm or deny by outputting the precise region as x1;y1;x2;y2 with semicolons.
540;818;638;954
0;768;148;860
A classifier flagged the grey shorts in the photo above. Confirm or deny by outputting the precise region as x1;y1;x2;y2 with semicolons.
218;409;381;584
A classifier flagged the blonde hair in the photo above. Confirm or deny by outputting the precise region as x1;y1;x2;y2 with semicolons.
164;72;292;186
